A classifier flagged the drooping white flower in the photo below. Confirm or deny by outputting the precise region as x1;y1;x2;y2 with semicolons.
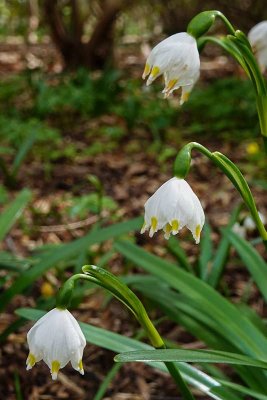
141;177;205;243
232;222;246;238
26;308;86;380
248;21;267;71
142;32;200;104
243;212;266;231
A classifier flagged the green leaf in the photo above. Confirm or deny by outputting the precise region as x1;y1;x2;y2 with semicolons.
114;349;267;369
131;277;267;392
11;131;36;177
117;242;267;390
93;362;122;400
16;307;240;400
0;217;142;311
199;222;213;280
0;251;31;272
212;152;266;240
223;229;267;302
207;206;240;287
114;241;267;359
130;277;230;349
167;236;194;274
218;380;267;400
0;189;31;241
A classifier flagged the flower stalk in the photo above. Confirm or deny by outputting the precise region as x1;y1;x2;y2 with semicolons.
174;142;267;244
256;95;267;151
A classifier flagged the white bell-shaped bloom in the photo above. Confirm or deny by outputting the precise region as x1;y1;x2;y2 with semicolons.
141;177;205;243
26;308;86;380
248;21;267;71
232;222;246;239
142;32;200;104
243;212;266;231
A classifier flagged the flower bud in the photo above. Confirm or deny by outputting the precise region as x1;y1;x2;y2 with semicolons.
187;11;218;38
173;143;193;179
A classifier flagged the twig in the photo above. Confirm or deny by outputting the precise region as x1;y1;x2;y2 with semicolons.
38;215;98;232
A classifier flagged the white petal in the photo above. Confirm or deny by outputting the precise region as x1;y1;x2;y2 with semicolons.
70;346;85;375
143;32;200;95
26;308;86;378
248;21;267;48
243;212;266;231
248;21;267;71
186;192;205;244
257;47;267;71
141;177;205;243
232;223;246;238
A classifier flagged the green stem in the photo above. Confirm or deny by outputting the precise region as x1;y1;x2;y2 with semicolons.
56;267;195;400
198;36;256;90
256;95;267;140
165;363;195;400
230;38;267;96
174;142;267;242
216;12;236;35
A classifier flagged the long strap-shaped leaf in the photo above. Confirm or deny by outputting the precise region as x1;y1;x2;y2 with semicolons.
129;276;267;391
114;240;267;359
0;189;31;241
114;348;267;368
223;229;267;302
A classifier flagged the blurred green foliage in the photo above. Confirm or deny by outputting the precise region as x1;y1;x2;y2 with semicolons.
183;78;258;138
31;69;122;118
68;194;118;218
0;68;263;189
0;68;260;167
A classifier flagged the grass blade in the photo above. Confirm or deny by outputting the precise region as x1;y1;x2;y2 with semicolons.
199;222;213;280
93;362;122;400
167;236;194;274
11;131;36;177
223;229;267;302
208;206;240;287
114;349;267;368
218;380;267;400
0;189;31;241
114;240;267;359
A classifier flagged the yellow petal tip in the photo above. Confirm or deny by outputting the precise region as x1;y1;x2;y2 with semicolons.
142;63;151;79
151;66;160;78
171;219;179;234
195;224;201;243
51;360;60;380
26;353;36;370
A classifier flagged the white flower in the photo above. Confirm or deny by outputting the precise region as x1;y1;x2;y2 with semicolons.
141;177;205;243
232;222;246;238
248;21;267;71
142;32;200;104
243;212;266;231
26;308;86;380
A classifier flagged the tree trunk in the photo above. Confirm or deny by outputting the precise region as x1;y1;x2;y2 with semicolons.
44;0;125;69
